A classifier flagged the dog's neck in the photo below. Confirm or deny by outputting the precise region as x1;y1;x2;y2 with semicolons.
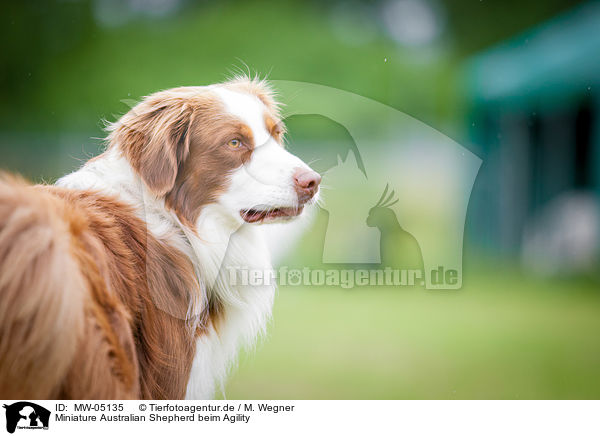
58;147;276;399
57;147;273;305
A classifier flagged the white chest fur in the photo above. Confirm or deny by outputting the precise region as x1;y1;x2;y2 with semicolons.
58;150;275;399
183;208;275;399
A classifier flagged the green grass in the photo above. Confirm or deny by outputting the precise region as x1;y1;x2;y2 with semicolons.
221;273;600;399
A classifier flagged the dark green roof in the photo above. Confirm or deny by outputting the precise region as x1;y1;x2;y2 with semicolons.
465;2;600;106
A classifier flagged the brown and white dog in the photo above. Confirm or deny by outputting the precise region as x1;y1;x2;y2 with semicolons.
0;77;320;399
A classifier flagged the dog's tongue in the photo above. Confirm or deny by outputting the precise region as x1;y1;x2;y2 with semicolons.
241;209;268;223
241;207;303;223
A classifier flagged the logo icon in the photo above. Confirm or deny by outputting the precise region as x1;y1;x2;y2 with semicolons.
269;80;481;288
3;402;50;434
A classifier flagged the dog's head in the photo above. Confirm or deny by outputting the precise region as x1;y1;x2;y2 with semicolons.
107;77;320;228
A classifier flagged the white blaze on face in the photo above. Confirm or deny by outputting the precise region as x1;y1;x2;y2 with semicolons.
210;86;315;218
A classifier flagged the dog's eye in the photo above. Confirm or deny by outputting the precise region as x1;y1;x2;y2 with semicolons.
227;139;243;149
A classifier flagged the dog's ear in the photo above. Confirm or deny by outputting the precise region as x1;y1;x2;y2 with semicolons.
109;96;194;196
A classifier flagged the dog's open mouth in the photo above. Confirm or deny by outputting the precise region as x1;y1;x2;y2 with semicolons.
240;206;304;223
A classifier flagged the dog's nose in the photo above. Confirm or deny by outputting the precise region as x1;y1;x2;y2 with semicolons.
293;168;321;203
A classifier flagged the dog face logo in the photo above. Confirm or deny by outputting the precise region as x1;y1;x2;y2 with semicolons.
269;80;482;289
2;402;50;433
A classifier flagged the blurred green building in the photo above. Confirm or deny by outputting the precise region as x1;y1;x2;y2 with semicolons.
464;2;600;273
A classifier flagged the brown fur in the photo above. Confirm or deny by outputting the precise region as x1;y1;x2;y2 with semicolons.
110;80;282;226
0;176;85;399
224;77;282;118
0;78;281;399
0;176;200;399
264;113;285;144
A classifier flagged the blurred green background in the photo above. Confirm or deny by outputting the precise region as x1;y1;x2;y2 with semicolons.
1;0;599;399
